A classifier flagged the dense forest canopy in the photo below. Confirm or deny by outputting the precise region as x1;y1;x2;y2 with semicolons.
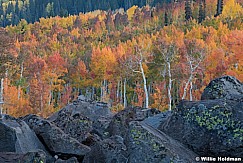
0;0;171;27
0;0;243;117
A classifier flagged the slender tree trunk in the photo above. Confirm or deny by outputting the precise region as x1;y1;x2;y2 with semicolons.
100;81;103;101
40;93;43;112
117;80;120;103
92;87;94;100
182;59;195;100
120;80;123;104
107;81;110;95
40;82;43;112
132;90;136;105
167;62;172;111
190;81;193;101
18;62;24;100
182;74;192;100
48;80;52;106
104;79;107;101
58;92;61;103
123;78;127;108
0;78;4;115
0;78;3;101
139;61;149;108
48;90;52;106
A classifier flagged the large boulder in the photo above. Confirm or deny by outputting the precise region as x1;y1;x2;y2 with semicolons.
0;150;46;163
84;120;199;163
160;100;243;156
126;121;199;163
142;111;171;129
48;95;112;122
83;135;127;163
55;157;78;163
201;76;243;100
48;96;113;138
48;107;93;143
0;115;49;154
159;76;243;157
107;107;160;138
22;115;91;161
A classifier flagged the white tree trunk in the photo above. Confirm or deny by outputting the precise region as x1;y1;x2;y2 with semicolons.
120;80;123;104
40;83;43;112
100;81;103;101
117;80;120;102
182;74;193;100
18;62;24;100
0;78;4;115
182;60;194;100
190;81;193;101
48;90;52;106
103;79;106;101
48;80;53;106
167;62;172;111
0;78;3;102
139;61;149;108
123;78;127;108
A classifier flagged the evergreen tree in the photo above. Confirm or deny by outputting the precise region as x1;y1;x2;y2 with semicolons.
52;0;60;15
45;2;55;17
0;3;3;26
198;0;206;23
0;0;168;27
185;0;192;21
15;0;19;15
215;0;223;17
164;11;168;26
29;0;37;22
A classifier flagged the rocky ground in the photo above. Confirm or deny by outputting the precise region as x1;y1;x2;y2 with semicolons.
0;76;242;163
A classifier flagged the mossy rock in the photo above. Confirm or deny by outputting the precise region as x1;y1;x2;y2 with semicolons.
159;98;243;157
201;76;243;100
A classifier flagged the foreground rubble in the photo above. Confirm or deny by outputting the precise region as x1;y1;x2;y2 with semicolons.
0;76;242;162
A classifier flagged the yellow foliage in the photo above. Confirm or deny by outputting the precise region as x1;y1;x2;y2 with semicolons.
70;28;81;38
90;46;117;84
3;78;31;117
127;5;138;20
221;0;243;19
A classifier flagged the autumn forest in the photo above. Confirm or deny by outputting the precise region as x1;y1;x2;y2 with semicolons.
0;0;243;117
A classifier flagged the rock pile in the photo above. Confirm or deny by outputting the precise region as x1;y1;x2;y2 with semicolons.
159;76;243;157
0;76;242;162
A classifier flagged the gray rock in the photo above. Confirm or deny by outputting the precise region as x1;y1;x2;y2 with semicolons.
48;99;112;122
107;106;161;138
159;99;243;157
201;75;243;100
142;111;171;129
22;115;91;160
126;121;199;163
0;115;48;154
55;157;78;163
0;150;46;163
159;76;243;157
48;98;113;139
83;135;127;163
78;95;86;101
48;108;93;143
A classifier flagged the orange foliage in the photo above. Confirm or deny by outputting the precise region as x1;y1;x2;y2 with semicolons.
133;83;145;107
150;82;168;111
222;30;243;81
3;78;30;117
2;2;243;117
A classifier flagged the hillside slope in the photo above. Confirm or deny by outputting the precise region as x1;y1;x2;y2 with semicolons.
0;0;168;27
